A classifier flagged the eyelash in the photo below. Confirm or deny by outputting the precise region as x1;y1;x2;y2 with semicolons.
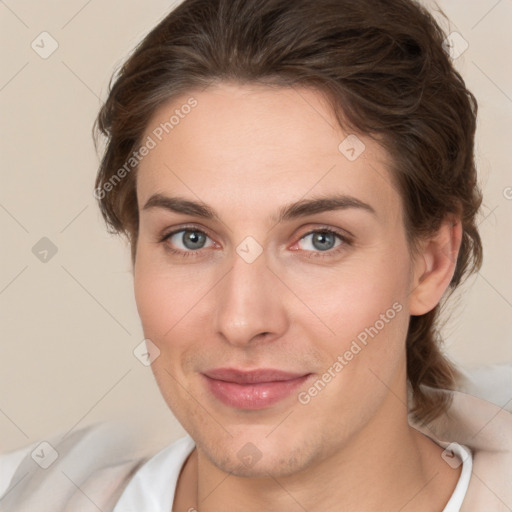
158;225;352;260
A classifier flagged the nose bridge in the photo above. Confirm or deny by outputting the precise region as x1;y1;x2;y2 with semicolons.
214;247;287;346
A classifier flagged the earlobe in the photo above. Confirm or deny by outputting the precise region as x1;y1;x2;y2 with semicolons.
409;217;462;316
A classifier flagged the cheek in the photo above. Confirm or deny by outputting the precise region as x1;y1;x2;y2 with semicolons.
133;260;195;406
292;248;411;344
133;227;412;357
134;244;199;337
133;248;215;372
133;268;171;339
292;243;412;400
292;261;410;421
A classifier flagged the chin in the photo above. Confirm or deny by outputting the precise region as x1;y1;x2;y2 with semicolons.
208;450;311;479
197;429;319;478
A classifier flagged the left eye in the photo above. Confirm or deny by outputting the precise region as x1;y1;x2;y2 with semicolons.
297;230;344;252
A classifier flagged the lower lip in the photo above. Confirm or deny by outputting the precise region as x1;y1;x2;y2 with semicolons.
203;374;312;410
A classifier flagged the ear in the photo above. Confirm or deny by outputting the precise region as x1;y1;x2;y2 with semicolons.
409;216;463;316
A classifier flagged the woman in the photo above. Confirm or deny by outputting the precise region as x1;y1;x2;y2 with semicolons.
1;0;511;510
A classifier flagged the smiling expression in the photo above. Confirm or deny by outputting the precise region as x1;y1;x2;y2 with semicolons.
133;82;419;477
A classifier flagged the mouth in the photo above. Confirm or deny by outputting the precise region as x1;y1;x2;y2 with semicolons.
202;368;313;410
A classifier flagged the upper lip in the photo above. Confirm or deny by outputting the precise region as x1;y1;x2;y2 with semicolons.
203;368;310;384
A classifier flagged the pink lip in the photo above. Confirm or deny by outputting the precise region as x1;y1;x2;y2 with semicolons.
202;368;312;410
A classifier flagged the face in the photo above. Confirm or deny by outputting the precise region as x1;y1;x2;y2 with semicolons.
134;83;417;477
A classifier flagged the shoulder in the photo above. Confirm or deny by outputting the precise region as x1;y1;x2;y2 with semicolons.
112;433;196;511
0;421;152;512
448;388;512;511
412;365;512;511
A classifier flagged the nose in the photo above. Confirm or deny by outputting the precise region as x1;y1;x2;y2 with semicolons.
213;248;289;347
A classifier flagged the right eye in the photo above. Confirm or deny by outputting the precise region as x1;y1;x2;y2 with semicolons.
160;228;216;257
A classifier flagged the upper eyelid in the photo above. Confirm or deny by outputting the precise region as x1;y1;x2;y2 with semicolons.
162;224;213;241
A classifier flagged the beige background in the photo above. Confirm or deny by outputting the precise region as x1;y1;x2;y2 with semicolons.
1;0;511;453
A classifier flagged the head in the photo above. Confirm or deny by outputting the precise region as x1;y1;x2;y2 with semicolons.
94;0;482;477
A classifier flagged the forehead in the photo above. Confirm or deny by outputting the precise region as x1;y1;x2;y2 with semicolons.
136;83;399;221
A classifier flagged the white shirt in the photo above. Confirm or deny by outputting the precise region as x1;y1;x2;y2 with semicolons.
111;434;472;512
0;432;472;511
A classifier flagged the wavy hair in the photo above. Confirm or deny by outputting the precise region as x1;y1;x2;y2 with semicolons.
93;0;483;422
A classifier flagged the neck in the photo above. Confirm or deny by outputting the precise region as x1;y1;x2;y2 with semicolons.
176;394;460;512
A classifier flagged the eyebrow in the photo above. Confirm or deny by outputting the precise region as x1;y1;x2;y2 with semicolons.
142;193;376;223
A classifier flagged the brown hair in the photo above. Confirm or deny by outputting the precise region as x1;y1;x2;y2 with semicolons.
93;0;483;423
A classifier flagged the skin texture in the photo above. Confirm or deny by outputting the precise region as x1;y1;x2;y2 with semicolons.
133;83;463;512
